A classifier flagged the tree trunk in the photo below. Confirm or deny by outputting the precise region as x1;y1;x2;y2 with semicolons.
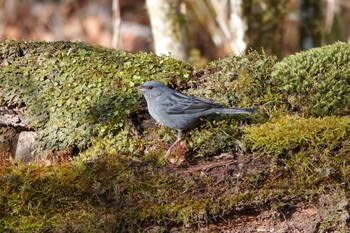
299;0;322;50
229;0;247;54
146;0;188;61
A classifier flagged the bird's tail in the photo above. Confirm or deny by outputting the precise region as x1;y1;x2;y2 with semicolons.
217;108;255;115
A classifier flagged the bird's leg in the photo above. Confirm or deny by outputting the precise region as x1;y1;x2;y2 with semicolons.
164;130;183;160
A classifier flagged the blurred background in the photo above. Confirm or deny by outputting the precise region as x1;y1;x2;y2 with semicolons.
1;0;349;62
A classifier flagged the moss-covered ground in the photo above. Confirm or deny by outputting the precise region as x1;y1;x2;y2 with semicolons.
0;40;350;232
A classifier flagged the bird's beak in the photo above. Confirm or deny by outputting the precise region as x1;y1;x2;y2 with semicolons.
136;85;145;92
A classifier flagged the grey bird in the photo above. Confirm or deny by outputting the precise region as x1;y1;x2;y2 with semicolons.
136;81;254;159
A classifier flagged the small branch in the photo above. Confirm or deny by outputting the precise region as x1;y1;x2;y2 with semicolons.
177;159;234;174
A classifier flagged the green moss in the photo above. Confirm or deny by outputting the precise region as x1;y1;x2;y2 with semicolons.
0;157;250;231
242;115;350;211
1;40;350;160
0;155;284;231
201;50;278;109
1;145;350;231
194;50;284;123
197;42;350;120
244;115;350;156
271;42;350;116
1;41;350;231
187;118;240;157
0;40;194;153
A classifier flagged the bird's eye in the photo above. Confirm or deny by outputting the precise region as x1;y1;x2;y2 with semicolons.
148;85;153;90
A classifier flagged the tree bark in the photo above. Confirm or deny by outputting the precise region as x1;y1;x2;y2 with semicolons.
229;0;247;54
146;0;188;61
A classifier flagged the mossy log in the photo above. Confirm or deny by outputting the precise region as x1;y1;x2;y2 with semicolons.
1;40;349;159
0;40;350;231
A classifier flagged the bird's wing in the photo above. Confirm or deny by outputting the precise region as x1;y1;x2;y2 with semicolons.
165;92;223;114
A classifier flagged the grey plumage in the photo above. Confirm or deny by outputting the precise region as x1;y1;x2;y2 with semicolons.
137;81;254;159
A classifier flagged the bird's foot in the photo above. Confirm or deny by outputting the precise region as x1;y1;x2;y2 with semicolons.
164;139;188;164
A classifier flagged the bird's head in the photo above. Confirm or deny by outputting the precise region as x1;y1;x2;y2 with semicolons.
136;81;167;99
